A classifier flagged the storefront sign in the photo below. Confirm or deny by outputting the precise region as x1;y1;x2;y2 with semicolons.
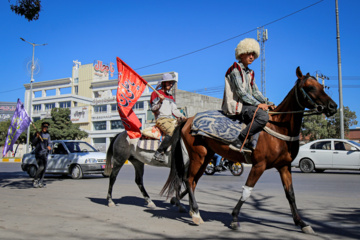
93;60;115;81
91;115;112;120
70;107;89;123
92;96;116;105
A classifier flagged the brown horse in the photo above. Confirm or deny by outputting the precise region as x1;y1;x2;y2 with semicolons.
161;67;337;234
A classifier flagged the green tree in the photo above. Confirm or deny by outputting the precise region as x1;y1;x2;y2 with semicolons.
327;106;358;138
9;0;41;21
301;106;358;140
0;119;27;146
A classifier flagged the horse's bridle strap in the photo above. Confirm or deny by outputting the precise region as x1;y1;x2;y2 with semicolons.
263;126;300;142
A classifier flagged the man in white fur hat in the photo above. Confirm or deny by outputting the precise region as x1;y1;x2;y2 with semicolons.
222;38;275;152
150;73;186;162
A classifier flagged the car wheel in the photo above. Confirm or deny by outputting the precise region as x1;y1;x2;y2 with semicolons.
315;169;325;173
71;165;83;179
299;158;315;173
28;165;37;178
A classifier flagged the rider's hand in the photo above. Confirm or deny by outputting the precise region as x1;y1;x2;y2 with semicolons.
269;104;276;110
47;146;51;151
159;94;165;102
36;132;40;138
258;103;269;111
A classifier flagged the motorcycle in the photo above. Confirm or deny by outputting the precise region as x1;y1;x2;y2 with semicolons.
205;157;244;176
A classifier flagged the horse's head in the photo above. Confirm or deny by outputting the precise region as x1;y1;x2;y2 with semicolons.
295;67;337;117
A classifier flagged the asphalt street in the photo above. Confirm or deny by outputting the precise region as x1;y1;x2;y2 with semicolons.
0;162;359;240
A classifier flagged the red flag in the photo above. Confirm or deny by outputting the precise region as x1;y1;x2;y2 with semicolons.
116;57;147;139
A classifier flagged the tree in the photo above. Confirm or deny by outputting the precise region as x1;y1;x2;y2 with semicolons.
0;119;27;146
9;0;41;21
301;106;358;140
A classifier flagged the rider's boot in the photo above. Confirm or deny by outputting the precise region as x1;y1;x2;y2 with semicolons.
152;135;172;162
230;136;251;153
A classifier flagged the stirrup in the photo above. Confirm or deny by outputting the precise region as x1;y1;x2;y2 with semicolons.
152;151;165;162
229;144;252;153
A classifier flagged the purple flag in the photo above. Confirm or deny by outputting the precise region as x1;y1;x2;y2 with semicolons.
2;99;31;157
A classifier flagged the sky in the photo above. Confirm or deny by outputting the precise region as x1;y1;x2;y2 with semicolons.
1;0;360;128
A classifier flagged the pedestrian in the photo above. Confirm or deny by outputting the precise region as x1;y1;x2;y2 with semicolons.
32;121;52;188
150;73;186;162
222;38;275;152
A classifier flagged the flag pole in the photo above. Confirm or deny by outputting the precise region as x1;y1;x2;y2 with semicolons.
30;121;43;141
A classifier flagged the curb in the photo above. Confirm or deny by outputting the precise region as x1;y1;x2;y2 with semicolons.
1;158;22;163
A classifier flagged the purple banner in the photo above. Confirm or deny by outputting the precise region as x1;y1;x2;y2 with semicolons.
2;99;31;157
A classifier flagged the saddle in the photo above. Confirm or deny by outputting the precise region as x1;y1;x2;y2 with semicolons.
190;110;259;154
137;125;172;152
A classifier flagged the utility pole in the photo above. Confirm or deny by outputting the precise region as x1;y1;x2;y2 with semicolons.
335;0;344;139
257;27;268;97
315;72;329;88
20;38;47;153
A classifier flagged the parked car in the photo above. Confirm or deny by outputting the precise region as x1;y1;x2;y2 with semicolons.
21;140;107;179
292;139;360;173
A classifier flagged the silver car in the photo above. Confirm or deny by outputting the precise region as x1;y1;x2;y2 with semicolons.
292;139;360;173
21;140;107;179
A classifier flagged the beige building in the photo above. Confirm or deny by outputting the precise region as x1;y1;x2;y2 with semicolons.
24;60;222;152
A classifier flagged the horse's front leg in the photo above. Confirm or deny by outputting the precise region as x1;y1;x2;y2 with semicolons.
231;163;265;229
131;159;156;209
278;165;315;234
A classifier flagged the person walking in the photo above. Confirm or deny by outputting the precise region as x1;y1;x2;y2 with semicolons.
32;122;52;188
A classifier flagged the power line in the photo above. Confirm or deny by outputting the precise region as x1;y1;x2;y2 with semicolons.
5;0;325;95
135;0;324;70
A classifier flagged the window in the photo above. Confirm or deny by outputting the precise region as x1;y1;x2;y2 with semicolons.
111;120;124;130
52;142;67;154
32;117;40;122
74;101;78;107
310;141;331;150
334;141;352;151
45;103;55;110
74;78;79;84
34;91;42;98
132;101;144;110
74;86;78;95
93;138;106;144
33;104;41;112
93;121;106;130
59;101;71;108
111;104;117;112
111;89;117;96
94;105;107;113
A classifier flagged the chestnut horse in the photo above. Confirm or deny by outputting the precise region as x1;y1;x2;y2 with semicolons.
161;67;337;234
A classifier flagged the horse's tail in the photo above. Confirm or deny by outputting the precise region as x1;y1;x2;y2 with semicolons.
160;121;187;199
104;133;121;176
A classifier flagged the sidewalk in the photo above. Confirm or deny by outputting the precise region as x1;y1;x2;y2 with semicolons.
1;158;21;163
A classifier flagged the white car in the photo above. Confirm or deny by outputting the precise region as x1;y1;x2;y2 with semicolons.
292;139;360;173
21;140;107;179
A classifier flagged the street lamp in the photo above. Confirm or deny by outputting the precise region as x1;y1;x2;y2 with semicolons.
20;37;47;153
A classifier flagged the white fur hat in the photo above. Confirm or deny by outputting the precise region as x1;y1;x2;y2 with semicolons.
235;38;260;60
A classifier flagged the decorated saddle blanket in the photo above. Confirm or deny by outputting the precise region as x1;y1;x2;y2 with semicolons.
191;110;243;143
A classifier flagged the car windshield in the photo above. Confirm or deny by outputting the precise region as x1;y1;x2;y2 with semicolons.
64;142;98;153
349;140;360;148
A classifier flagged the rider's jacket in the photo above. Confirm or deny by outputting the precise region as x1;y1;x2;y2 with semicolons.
222;62;266;115
150;90;184;120
32;131;52;156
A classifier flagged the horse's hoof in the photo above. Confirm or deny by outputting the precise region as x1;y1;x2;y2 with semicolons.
230;221;240;230
178;204;187;213
190;211;204;225
108;201;116;207
170;197;178;206
302;226;315;234
146;200;156;209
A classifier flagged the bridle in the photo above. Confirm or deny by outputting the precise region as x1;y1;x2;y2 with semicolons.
269;76;325;116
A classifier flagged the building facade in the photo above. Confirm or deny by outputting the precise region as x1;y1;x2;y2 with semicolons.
0;102;17;122
24;60;222;152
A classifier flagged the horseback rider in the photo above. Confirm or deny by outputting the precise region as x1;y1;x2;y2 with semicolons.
222;38;275;152
150;73;186;162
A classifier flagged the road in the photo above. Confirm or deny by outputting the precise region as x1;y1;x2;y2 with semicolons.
0;162;359;240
